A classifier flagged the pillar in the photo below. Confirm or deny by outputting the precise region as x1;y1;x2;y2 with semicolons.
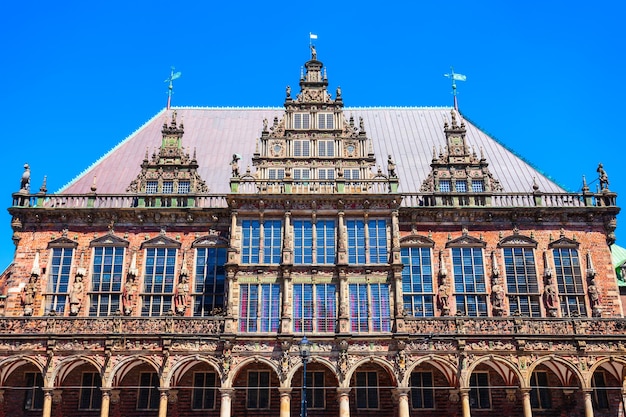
219;388;234;417
100;389;111;417
279;388;292;417
520;388;532;417
394;388;410;417
337;388;351;417
158;388;168;417
42;389;53;417
460;388;471;417
583;389;594;417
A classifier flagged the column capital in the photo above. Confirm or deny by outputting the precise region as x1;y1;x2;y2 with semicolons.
337;387;352;397
393;387;411;397
278;387;293;396
219;388;236;398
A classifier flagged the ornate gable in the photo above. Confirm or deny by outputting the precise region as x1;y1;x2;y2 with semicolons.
446;232;486;248
141;234;181;249
231;47;398;195
400;234;435;247
420;109;502;193
127;111;208;195
89;233;130;248
498;233;538;248
47;236;78;248
192;233;229;247
549;236;579;249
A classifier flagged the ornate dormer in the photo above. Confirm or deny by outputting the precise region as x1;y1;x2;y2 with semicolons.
420;109;502;193
127;111;208;199
235;48;395;194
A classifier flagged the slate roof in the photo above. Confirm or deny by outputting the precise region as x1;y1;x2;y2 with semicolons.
60;107;566;195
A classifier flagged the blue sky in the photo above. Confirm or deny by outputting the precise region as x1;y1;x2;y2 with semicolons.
2;1;624;269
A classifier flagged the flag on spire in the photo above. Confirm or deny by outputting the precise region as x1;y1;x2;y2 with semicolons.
443;67;466;111
309;33;318;40
165;67;182;110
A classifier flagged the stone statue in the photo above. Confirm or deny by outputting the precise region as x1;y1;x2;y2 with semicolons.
263;118;268;131
310;44;317;60
21;275;37;316
597;163;609;190
336;86;342;99
438;283;450;315
286;85;291;99
588;278;600;307
544;277;558;316
387;155;396;178
122;276;136;315
69;274;84;315
175;275;190;315
230;154;240;178
20;164;30;192
491;279;505;316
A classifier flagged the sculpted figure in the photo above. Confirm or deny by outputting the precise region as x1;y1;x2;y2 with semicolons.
230;154;240;177
122;276;136;315
21;275;37;316
491;279;505;316
69;275;84;315
387;155;397;178
175;275;190;315
597;163;609;190
20;164;31;192
310;44;317;60
544;277;558;316
438;283;450;314
588;279;600;307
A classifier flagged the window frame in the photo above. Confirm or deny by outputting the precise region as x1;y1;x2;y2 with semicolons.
293;283;337;333
45;246;75;315
193;246;227;316
192;371;217;410
141;246;177;316
317;113;334;130
552;246;586;316
137;372;160;410
469;372;491;409
294;113;310;130
410;371;435;409
451;246;487;316
401;246;435;317
355;371;380;409
305;370;326;409
246;370;271;409
502;245;540;317
23;372;44;411
79;372;103;410
293;139;311;156
530;371;552;410
89;245;125;316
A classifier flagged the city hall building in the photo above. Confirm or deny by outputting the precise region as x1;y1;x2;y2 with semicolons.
0;49;624;417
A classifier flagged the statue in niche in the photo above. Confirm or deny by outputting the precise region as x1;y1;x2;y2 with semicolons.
69;274;84;315
588;278;600;311
597;163;609;190
437;283;450;315
122;275;137;316
21;275;37;316
175;275;190;315
491;278;505;316
543;276;558;316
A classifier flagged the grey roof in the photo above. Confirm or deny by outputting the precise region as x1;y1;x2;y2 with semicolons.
61;107;565;195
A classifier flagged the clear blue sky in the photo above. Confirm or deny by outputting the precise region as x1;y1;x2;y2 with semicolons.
2;1;624;269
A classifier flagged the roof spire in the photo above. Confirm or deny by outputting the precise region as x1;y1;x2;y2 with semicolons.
443;66;467;111
165;67;182;110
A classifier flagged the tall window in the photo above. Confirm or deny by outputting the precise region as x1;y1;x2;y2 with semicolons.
401;247;435;317
45;247;74;314
239;283;280;332
452;247;487;316
24;372;44;410
411;372;434;409
192;372;217;410
469;372;490;409
318;139;335;156
294;139;310;156
294;113;310;130
293;220;336;265
293;168;310;181
247;371;270;409
263;220;282;264
137;372;159;410
344;169;359;180
530;371;551;409
317;113;334;130
349;283;390;332
553;247;586;316
503;246;540;316
193;247;227;316
293;283;336;332
268;168;285;180
592;372;609;409
241;220;260;264
346;219;387;264
438;180;451;192
305;371;326;409
79;372;102;410
318;168;335;182
355;371;379;409
89;246;124;316
142;247;177;316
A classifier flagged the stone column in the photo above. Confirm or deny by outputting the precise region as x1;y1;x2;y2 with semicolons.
460;388;471;417
42;388;53;417
520;388;532;417
100;389;111;417
219;388;235;417
278;388;292;417
394;388;410;417
337;388;351;417
583;389;594;417
157;388;168;417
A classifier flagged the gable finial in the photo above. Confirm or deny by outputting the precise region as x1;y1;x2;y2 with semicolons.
165;67;182;110
443;66;466;111
39;175;48;194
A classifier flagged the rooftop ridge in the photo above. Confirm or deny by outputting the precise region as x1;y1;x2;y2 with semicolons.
57;108;168;193
166;105;454;111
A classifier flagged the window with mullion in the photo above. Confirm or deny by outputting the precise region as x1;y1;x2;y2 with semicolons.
317;113;334;130
24;372;44;410
137;372;159;410
294;221;314;265
192;372;216;410
530;371;551;409
239;284;259;332
452;247;487;316
316;220;336;264
263;220;282;264
469;372;491;409
141;247;177;316
89;246;124;316
371;283;391;332
368;219;388;264
411;372;434;409
347;220;366;264
247;371;270;409
79;372;102;410
242;220;260;264
356;371;379;409
401;247;435;317
318;139;335;155
260;283;280;332
504;247;540;317
193;247;226;316
305;371;326;409
294;139;310;155
349;283;369;332
293;283;336;333
592;372;609;409
553;248;587;316
45;247;74;314
294;114;310;130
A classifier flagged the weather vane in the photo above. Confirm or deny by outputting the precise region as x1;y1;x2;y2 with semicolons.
165;67;182;110
443;67;466;110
